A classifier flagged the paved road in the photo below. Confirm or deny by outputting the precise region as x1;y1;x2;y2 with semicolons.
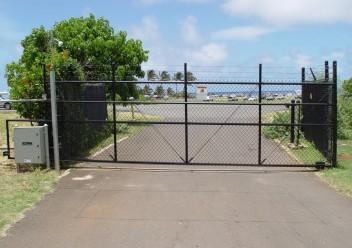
116;102;285;121
96;103;296;165
1;166;351;248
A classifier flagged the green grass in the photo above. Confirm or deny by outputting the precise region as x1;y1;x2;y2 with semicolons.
289;138;328;165
0;169;60;236
0;112;22;148
317;140;352;196
0;112;60;236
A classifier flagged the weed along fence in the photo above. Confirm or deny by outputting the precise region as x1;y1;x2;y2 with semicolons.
3;61;337;168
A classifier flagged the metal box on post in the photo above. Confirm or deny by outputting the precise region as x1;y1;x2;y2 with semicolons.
13;126;46;171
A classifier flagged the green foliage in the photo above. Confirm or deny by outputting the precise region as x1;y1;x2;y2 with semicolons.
117;123;129;133
5;14;149;119
147;70;158;81
263;111;290;139
187;71;197;81
142;84;153;95
6;63;45;119
166;87;175;96
154;85;165;96
342;77;352;98
337;96;352;139
337;79;352;139
159;71;171;81
173;72;184;81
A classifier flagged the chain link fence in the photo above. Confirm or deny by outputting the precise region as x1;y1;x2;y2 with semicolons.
2;62;337;167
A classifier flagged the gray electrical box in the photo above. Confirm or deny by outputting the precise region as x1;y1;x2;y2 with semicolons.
13;126;46;164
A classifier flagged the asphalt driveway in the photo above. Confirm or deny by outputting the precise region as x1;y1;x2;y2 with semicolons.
93;104;297;165
1;165;351;248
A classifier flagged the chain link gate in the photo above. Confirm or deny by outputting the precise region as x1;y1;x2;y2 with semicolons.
3;61;337;168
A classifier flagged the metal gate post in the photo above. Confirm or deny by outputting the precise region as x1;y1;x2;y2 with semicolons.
112;63;117;162
332;61;337;166
290;99;295;143
258;64;262;165
295;99;301;146
6;120;10;159
43;64;49;121
184;63;189;164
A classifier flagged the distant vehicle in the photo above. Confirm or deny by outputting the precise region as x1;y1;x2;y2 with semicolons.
242;95;248;101
228;94;237;101
295;90;302;99
248;96;258;101
275;94;284;100
0;92;11;110
203;96;214;101
266;95;275;100
228;97;238;101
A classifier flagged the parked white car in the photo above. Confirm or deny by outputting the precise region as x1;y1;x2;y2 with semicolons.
265;95;275;100
203;96;214;101
0;93;11;110
248;96;258;101
275;94;284;100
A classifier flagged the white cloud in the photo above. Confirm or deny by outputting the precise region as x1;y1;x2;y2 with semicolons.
188;43;228;65
180;16;202;44
131;16;161;42
213;25;275;40
281;49;314;68
221;0;352;27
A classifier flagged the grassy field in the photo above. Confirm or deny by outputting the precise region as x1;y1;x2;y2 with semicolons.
0;169;59;237
317;140;352;196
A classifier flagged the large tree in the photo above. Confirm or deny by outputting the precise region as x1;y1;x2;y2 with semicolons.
6;14;149;119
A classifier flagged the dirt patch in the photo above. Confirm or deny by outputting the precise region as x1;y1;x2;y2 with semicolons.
338;153;352;160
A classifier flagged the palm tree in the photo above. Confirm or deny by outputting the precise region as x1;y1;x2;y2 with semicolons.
166;87;175;96
173;72;184;81
143;84;153;95
159;71;171;81
187;71;197;81
173;72;184;96
147;70;158;81
154;85;165;96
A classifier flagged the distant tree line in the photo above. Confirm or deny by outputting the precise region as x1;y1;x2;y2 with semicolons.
142;70;196;97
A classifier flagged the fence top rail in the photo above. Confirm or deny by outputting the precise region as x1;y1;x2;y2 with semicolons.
52;80;335;86
54;100;333;106
3;99;45;103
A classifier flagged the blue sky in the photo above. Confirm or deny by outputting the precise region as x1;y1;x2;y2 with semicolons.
0;0;351;91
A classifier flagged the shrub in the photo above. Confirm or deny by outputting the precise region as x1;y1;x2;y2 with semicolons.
263;111;290;139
